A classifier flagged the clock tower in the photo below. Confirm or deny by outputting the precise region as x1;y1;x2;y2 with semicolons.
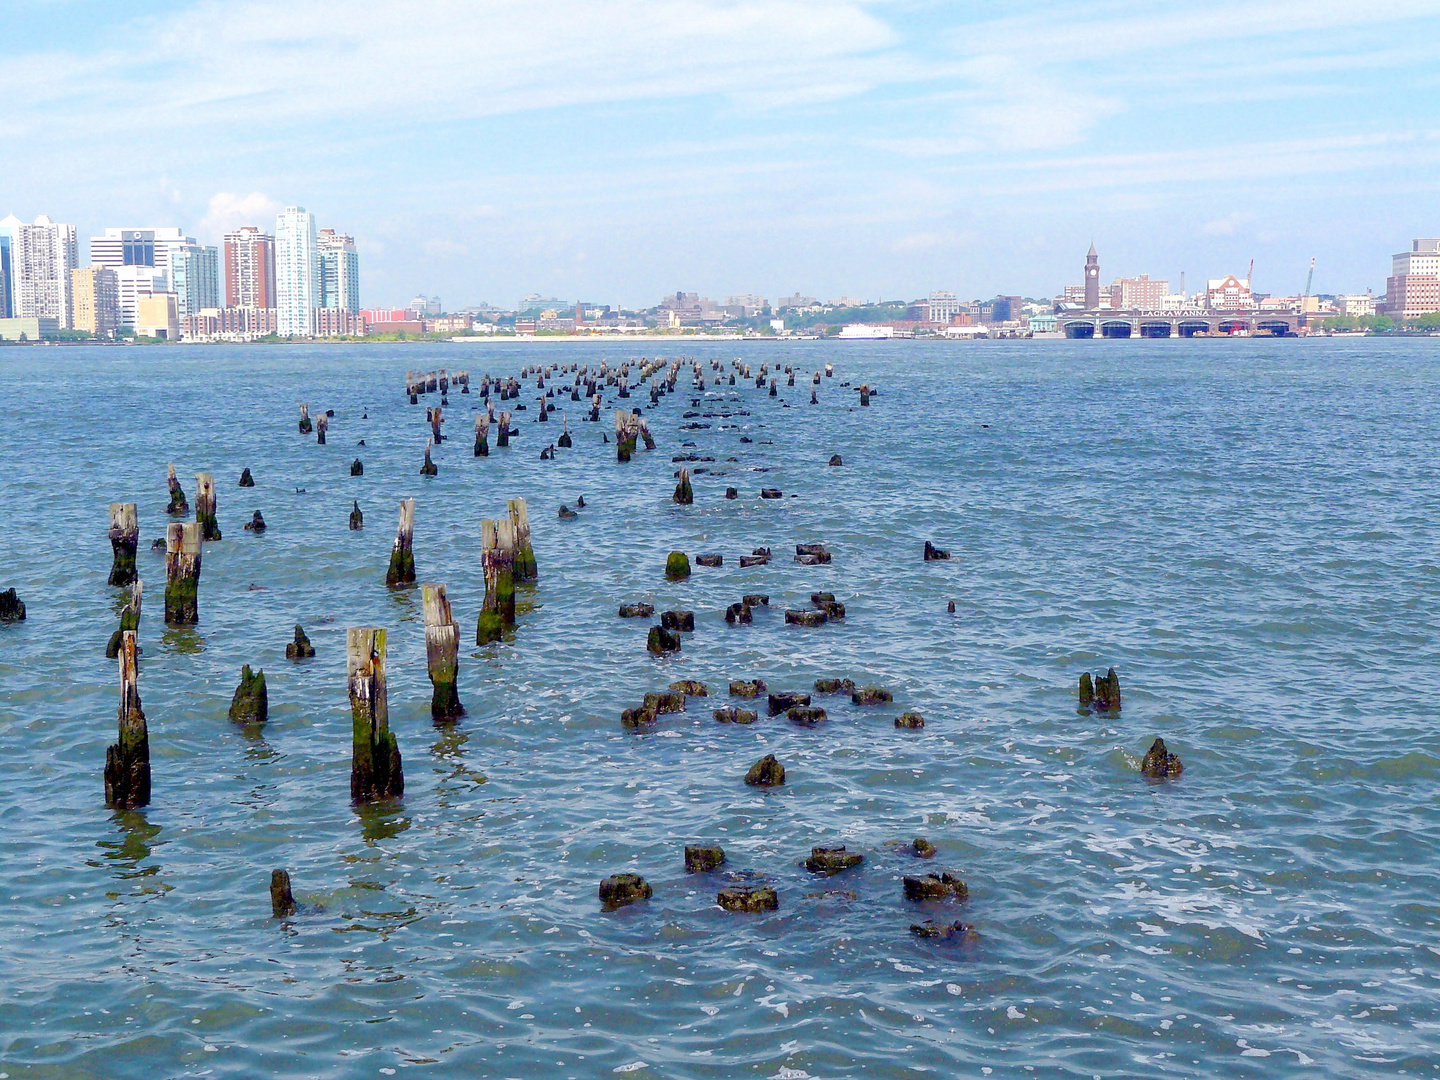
1084;242;1100;310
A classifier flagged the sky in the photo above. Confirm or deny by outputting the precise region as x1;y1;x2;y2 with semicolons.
5;0;1440;308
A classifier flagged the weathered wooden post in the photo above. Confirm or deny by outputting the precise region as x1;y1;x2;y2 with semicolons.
422;583;463;721
508;498;537;581
639;416;655;450
347;627;404;801
164;522;202;625
497;411;511;448
859;385;871;406
103;629;150;809
385;498;416;586
558;418;572;448
420;437;438;476
195;473;221;541
106;580;142;658
270;869;296;917
298;404;313;434
349;500;363;530
476;518;515;643
474;415;490;457
228;664;268;724
430;405;443;443
108;502;139;586
166;463;188;514
674;467;693;504
316;414;328;444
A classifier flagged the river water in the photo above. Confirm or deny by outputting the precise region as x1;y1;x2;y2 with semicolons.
0;338;1437;1079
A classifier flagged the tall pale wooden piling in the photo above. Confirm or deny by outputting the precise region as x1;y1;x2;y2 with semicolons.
385;498;416;586
108;502;139;586
299;404;313;434
166;463;188;515
476;518;516;643
103;629;150;809
347;627;404;801
195;473;221;541
164;522;202;625
496;411;511;448
106;580;143;658
422;583;463;721
430;406;443;443
508;498;537;581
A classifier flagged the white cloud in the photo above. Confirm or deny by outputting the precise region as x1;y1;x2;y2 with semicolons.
198;191;281;239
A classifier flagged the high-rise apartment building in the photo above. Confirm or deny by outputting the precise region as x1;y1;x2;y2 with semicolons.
170;244;220;315
90;227;199;326
317;230;360;313
71;266;120;339
275;207;318;336
0;214;79;327
1384;238;1440;319
1110;275;1169;310
223;227;276;308
111;266;169;329
0;229;11;319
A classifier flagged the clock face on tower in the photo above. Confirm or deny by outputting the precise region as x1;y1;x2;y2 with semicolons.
1087;268;1097;277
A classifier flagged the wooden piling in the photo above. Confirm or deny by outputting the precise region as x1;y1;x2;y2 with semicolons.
385;498;416;586
163;522;202;625
474;415;490;457
106;580;142;658
558;418;572;448
107;502;139;586
298;404;313;434
347;627;403;801
420;437;438;476
508;498;537;581
195;473;221;541
422;583;464;721
166;463;188;515
103;629;150;809
349;500;363;530
497;411;511;448
430;405;443;443
476;518;516;643
228;664;268;724
316;414;328;444
674;468;693;504
270;869;296;917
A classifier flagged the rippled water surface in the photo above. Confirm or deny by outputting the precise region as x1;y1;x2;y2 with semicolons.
1;339;1438;1079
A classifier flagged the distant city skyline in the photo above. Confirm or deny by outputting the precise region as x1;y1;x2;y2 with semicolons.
5;1;1439;308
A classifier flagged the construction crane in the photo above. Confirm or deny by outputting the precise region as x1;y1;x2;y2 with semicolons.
1304;257;1316;299
1247;258;1254;294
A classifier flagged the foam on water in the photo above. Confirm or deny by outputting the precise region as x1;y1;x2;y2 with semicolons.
0;339;1438;1078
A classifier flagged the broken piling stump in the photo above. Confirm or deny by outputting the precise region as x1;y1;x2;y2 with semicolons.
239;467;254;487
103;629;150;809
599;873;652;910
685;845;725;873
298;404;313;434
674;468;693;504
474;415;489;457
618;602;655;618
729;679;765;698
348;627;404;802
350;459;363;476
285;624;315;658
805;846;863;874
107;502;139;586
163;522;202;625
725;601;752;624
244;510;266;532
228;664;268;724
665;551;691;580
385;498;416;586
509;498;537;581
660;610;694;631
695;554;722;567
923;541;950;561
422;583;464;722
420;438;438;476
106;580;142;657
852;685;892;705
316;414;328;445
195;473;221;541
744;753;785;786
476;518;516;643
714;706;758;723
349;501;363;530
0;588;26;623
1140;737;1183;779
647;625;681;654
270;869;296;918
165;463;188;515
895;711;925;729
718;885;778;912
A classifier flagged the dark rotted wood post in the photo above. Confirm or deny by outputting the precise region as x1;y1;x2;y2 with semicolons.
106;580;143;658
420;437;438;476
558;417;572;448
474;415;490;457
195;473;221;540
103;629;150;809
298;403;313;434
423;583;464;721
430;405;443;443
108;502;139;586
316;414;328;444
270;869;296;917
497;410;511;448
164;522;202;625
674;468;693;504
348;627;403;801
349;500;363;530
385;498;416;586
509;498;537;581
166;463;188;514
476;518;516;643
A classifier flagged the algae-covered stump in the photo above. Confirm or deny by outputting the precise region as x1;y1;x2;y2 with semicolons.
422;583;464;722
903;872;968;901
285;624;315;659
685;845;725;873
195;473;221;541
910;837;937;859
852;686;893;706
270;869;296;918
1140;737;1183;779
107;502;139;587
385;498;417;586
725;602;752;624
105;580;142;657
476;517;516;644
509;498;537;581
350;459;364;476
165;463;188;515
348;627;404;802
163;522;202;625
316;414;328;445
714;706;758;724
805;846;863;874
767;691;810;715
599;873;652;909
660;610;694;632
473;416;489;457
647;625;681;654
911;920;978;943
718;886;778;913
730;679;766;698
814;678;855;694
669;680;708;697
665;551;691;580
745;753;785;787
923;540;950;561
1079;668;1121;714
349;501;363;530
239;467;254;487
103;630;150;809
298;404;313;434
228;664;268;725
0;588;25;623
618;602;655;618
674;467;694;505
895;711;925;729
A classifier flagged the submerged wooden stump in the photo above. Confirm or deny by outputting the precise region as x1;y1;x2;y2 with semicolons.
106;580;143;658
348;627;403;802
107;502;139;586
385;498;416;586
509;498;537;581
165;463;188;515
496;410;511;448
163;522;202;625
228;664;268;724
476;518;516;643
270;869;296;918
195;473;221;541
423;583;464;721
103;630;150;809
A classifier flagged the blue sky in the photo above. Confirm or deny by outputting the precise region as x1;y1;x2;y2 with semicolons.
5;0;1440;307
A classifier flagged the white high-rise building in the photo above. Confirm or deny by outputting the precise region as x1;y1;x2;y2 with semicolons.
111;266;169;329
90;227;201;326
317;229;360;314
275;207;318;336
0;214;79;328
